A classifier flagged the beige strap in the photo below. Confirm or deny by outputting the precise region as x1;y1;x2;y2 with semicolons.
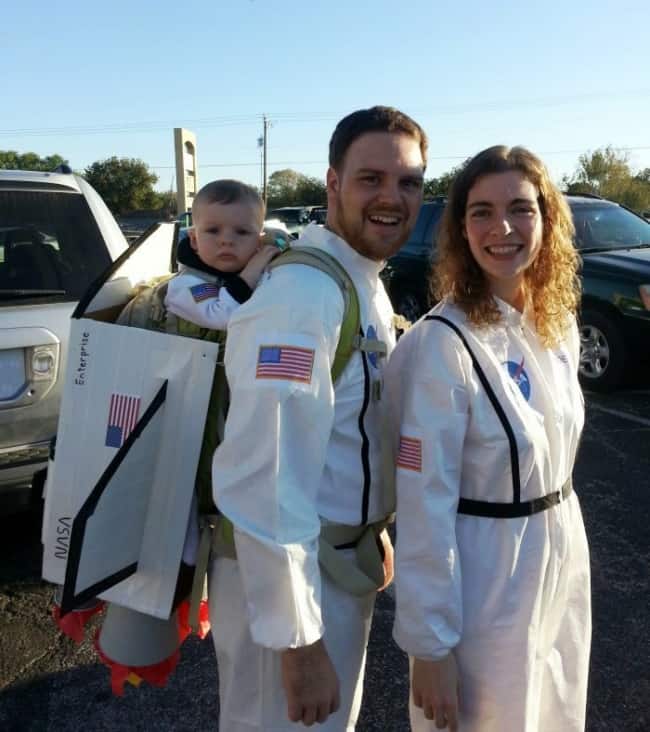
353;336;387;357
319;522;366;547
210;516;392;597
318;515;394;596
211;516;237;559
188;515;218;633
318;526;385;596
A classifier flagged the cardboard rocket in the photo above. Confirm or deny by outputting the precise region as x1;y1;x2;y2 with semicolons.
42;223;220;620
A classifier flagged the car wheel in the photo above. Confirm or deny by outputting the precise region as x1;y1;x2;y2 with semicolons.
396;293;424;323
29;467;47;510
578;308;626;392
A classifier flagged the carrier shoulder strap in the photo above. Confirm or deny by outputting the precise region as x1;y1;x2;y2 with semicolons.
426;315;575;519
425;315;521;503
116;276;175;333
268;246;365;383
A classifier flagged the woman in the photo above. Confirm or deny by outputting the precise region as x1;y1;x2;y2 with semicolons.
386;145;591;731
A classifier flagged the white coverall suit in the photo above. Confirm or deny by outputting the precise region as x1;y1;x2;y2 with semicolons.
386;298;591;732
165;263;251;331
209;223;396;731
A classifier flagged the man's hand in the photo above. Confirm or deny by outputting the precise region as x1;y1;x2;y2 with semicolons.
377;528;394;591
412;654;459;731
281;639;340;726
239;244;281;288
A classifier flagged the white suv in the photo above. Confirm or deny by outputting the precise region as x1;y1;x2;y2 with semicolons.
0;168;128;512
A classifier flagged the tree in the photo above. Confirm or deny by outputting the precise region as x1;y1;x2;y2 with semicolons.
152;190;178;218
423;160;469;198
564;147;650;213
0;150;68;171
266;169;326;208
83;157;161;215
635;168;650;184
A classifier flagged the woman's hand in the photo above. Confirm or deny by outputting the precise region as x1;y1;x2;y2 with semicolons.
377;528;394;591
412;654;459;730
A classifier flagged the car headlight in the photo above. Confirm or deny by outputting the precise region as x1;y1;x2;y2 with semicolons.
640;284;650;310
30;345;59;382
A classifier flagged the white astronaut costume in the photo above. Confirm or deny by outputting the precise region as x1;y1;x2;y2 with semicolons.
386;298;591;732
209;223;396;731
165;263;252;331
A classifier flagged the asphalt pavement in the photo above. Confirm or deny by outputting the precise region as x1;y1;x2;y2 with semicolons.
0;387;648;731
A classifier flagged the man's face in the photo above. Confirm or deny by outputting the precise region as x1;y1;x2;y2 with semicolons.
326;132;425;261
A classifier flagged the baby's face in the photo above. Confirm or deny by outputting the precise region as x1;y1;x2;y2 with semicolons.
190;200;263;272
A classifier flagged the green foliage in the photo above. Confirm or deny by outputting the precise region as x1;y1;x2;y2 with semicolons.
423;161;469;199
83;157;161;216
635;168;650;184
563;147;650;214
151;190;178;217
0;150;68;171
266;169;326;208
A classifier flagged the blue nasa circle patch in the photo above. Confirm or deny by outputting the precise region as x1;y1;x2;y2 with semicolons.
504;359;531;401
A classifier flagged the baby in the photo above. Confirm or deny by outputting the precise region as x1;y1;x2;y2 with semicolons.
165;179;280;329
164;179;280;567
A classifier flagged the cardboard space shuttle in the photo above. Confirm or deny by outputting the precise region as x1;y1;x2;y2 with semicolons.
42;223;220;620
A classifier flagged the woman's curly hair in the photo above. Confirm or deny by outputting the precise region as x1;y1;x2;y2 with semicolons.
433;145;580;348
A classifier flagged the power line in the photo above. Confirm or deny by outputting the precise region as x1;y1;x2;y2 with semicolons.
147;146;650;171
1;90;649;138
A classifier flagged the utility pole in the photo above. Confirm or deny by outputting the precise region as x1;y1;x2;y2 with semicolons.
262;115;269;206
257;135;264;192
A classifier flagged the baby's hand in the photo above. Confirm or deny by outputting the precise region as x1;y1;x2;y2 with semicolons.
240;244;281;288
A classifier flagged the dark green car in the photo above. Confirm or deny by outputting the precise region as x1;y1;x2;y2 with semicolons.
381;194;650;392
572;195;650;391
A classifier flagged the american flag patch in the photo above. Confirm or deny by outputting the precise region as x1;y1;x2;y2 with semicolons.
190;282;220;302
105;393;141;448
256;345;315;383
397;435;422;472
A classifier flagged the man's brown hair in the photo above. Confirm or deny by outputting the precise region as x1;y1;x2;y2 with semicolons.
328;106;428;171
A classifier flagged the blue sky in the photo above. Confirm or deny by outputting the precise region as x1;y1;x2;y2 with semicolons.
3;0;649;192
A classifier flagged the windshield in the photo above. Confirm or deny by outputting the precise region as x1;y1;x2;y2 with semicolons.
571;203;650;251
399;204;444;256
269;209;308;225
0;189;112;302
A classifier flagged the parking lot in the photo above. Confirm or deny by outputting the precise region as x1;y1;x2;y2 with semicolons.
0;386;649;732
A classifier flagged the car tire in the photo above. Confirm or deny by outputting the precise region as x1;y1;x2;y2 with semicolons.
396;293;425;324
578;308;626;392
29;467;47;510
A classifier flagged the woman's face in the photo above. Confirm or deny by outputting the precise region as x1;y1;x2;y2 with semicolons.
462;170;543;308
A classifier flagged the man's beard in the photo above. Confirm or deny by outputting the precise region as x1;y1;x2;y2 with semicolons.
332;193;408;261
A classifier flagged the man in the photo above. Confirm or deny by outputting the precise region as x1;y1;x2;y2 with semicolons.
210;106;427;730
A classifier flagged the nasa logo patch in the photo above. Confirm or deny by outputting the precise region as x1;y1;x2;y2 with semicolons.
503;358;531;401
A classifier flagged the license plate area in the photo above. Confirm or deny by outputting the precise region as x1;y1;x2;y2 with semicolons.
0;348;26;401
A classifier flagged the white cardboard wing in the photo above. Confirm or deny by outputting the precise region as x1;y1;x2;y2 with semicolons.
42;223;220;619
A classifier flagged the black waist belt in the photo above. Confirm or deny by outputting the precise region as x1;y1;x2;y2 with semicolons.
458;478;573;518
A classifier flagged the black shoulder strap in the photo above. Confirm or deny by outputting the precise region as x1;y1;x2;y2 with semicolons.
425;315;521;504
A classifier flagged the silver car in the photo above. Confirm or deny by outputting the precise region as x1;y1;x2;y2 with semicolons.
0;168;128;512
